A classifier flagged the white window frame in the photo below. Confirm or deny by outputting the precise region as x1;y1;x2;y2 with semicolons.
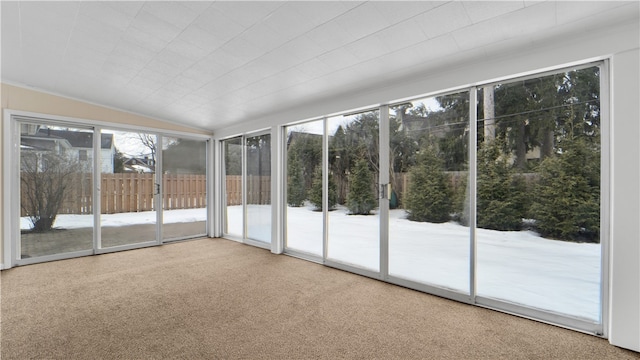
2;109;213;268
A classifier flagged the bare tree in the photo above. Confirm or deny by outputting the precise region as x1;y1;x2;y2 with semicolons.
21;152;79;232
136;133;157;164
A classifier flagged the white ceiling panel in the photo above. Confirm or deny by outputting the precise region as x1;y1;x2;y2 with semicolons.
416;2;473;39
163;39;209;63
294;58;335;80
556;1;628;24
1;1;634;131
316;51;361;76
304;20;355;52
141;2;200;30
236;23;286;55
70;18;124;55
343;35;387;63
461;1;526;24
122;26;170;54
131;9;182;43
276;35;326;64
213;1;282;29
263;2;323;42
110;40;156;67
451;1;556;51
106;1;144;18
333;2;393;41
371;1;445;24
194;6;246;40
79;2;132;31
177;25;226;53
375;20;430;54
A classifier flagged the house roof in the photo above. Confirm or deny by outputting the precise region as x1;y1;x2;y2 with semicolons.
35;128;113;149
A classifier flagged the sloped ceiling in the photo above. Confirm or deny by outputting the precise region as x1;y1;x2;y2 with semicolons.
1;1;636;131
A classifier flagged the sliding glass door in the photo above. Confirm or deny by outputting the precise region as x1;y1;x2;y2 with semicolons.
280;62;606;334
222;137;243;238
100;130;158;248
475;65;603;323
326;110;380;272
161;137;207;241
246;133;271;244
284;120;324;256
387;92;470;294
11;115;210;265
18;122;94;259
222;133;272;245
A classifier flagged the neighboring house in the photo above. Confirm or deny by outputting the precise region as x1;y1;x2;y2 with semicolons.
20;132;74;172
123;156;155;173
20;127;115;173
37;128;114;173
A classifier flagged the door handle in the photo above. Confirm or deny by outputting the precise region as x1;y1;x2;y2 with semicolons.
379;183;391;199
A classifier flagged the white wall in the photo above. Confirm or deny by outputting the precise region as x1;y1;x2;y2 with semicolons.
609;47;640;352
213;17;640;351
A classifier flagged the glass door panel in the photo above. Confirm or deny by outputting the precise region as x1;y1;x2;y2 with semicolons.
223;137;243;237
476;66;602;322
245;133;271;243
388;92;470;293
285;120;324;256
19;123;94;258
161;137;207;241
327;110;380;271
101;130;157;248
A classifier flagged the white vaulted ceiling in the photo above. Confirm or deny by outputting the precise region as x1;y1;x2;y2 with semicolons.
1;1;636;131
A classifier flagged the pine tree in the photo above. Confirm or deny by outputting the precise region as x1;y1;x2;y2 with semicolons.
476;138;527;231
451;175;469;225
405;147;452;223
287;151;306;207
308;165;337;211
346;158;377;215
530;137;600;242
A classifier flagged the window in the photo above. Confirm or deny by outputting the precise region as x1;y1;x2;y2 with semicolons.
280;61;606;333
476;65;603;322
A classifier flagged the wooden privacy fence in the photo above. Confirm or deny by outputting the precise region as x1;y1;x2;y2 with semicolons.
21;171;537;216
20;173;207;216
225;175;271;206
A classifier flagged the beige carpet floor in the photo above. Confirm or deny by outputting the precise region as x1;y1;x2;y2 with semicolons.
1;238;637;359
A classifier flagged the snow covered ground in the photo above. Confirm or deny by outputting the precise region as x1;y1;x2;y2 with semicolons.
22;204;601;322
285;204;601;322
20;208;206;229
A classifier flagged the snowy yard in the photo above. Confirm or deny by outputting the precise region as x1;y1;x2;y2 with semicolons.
22;204;601;322
285;204;601;322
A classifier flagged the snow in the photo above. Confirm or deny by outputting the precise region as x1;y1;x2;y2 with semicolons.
22;204;601;322
285;204;601;322
20;208;206;229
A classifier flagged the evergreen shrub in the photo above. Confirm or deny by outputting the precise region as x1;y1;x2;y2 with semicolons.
308;165;337;211
477;139;527;231
405;147;452;223
346;159;377;215
530;137;600;242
